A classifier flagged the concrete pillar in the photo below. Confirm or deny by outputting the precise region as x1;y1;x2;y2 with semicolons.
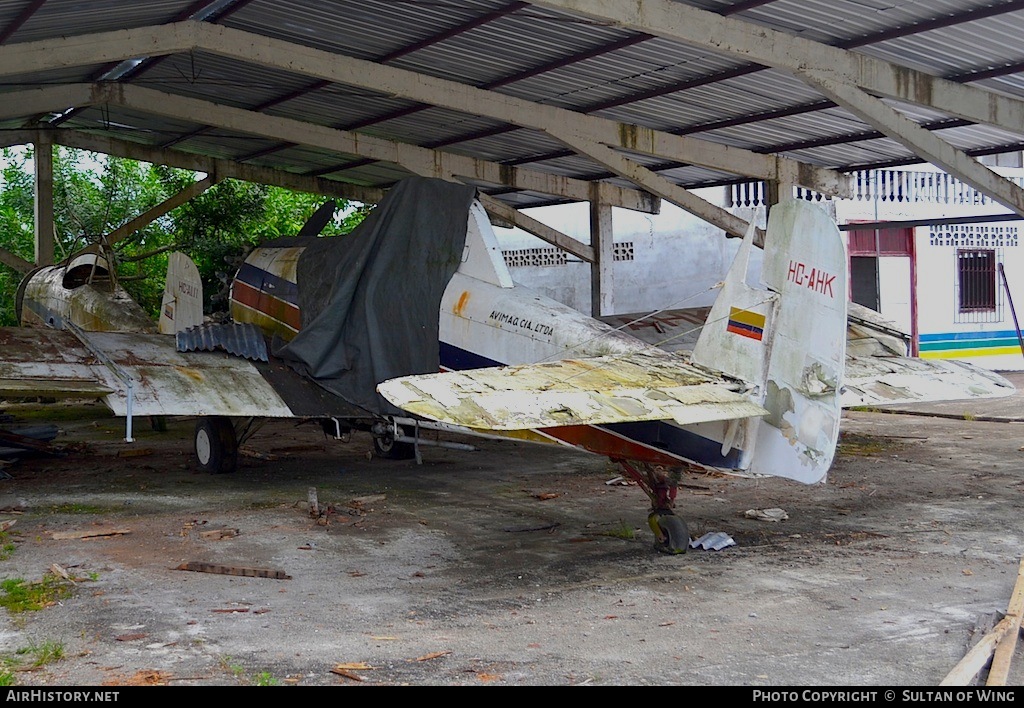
33;135;55;266
589;199;614;317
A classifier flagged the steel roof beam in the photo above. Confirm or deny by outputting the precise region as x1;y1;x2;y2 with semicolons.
549;127;763;243
799;69;1024;216
0;22;851;198
526;0;1024;136
0;84;658;214
29;128;388;203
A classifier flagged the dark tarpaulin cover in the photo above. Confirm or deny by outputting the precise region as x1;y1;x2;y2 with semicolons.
273;177;477;415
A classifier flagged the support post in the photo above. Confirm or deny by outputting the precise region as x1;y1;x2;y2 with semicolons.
33;133;55;266
589;197;614;317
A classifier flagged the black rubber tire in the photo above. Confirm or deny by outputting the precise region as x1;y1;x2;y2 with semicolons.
194;416;238;474
649;510;690;555
372;425;416;460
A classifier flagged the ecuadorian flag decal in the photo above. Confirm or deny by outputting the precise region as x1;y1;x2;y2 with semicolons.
726;307;765;341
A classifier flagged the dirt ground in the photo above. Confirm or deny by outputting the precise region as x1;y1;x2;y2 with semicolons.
0;384;1023;687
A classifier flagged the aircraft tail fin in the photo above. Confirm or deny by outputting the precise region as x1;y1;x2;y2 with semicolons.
158;252;205;335
692;200;847;484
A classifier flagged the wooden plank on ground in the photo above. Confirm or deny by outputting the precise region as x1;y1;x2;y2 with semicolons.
987;558;1024;686
175;561;290;580
942;557;1024;686
51;528;131;540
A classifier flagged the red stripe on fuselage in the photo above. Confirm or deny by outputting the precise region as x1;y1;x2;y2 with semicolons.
232;280;302;331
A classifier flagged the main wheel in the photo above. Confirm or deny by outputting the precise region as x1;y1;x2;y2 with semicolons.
372;425;416;460
648;509;690;555
194;417;238;474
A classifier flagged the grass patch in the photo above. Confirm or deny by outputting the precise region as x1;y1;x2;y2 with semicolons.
42;503;112;515
0;640;67;685
219;656;279;686
601;521;636;541
0;532;17;561
0;575;74;614
837;432;905;457
15;640;64;668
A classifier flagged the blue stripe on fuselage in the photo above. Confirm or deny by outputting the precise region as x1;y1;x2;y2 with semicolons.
235;263;300;306
437;341;742;469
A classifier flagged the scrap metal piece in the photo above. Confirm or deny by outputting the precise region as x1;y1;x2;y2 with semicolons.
689;531;736;551
176;322;269;362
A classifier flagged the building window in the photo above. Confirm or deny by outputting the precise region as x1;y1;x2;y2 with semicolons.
955;249;1002;323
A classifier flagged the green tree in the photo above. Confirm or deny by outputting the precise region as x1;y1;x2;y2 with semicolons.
0;147;367;325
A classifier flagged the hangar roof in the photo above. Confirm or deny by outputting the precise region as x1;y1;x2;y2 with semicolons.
0;0;1023;243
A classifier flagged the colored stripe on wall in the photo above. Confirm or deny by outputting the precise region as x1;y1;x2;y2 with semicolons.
918;329;1023;358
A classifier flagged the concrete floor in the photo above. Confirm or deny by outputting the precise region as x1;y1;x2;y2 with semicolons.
0;389;1021;686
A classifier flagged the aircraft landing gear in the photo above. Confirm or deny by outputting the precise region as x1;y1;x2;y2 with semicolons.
194;416;238;474
617;460;692;554
648;509;690;555
370;421;416;460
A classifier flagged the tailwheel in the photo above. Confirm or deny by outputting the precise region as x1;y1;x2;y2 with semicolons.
371;421;416;460
648;509;690;555
194;416;238;474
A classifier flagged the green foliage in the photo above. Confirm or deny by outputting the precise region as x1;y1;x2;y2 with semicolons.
15;640;65;667
0;640;67;684
0;576;74;613
601;521;637;540
253;671;280;686
0;531;16;561
0;147;368;323
218;655;280;685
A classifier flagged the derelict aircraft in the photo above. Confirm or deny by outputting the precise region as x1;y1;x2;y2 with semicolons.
0;177;1014;553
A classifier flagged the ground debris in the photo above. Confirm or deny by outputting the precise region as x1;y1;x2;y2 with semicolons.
690;531;736;551
347;494;386;511
331;662;374;681
412;650;451;662
116;447;152;458
239;448;277;461
51;528;131;540
102;669;172;686
743;508;788;522
199;528;240;540
175;561;291;580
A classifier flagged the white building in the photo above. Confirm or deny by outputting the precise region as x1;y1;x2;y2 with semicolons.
494;161;1024;371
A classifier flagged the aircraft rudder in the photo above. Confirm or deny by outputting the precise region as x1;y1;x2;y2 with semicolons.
748;199;848;484
158;252;204;334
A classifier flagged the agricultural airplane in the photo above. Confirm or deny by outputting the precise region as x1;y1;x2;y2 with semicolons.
0;177;1013;553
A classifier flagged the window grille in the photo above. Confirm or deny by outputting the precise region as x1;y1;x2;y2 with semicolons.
955;248;1002;323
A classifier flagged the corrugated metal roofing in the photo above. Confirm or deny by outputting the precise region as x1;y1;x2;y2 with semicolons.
0;0;1022;210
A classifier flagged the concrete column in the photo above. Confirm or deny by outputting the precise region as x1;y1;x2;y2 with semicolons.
589;199;614;317
33;135;55;266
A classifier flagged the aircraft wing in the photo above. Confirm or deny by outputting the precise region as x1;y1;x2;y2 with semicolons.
377;349;767;430
599;305;1015;408
841;354;1014;407
0;328;362;419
